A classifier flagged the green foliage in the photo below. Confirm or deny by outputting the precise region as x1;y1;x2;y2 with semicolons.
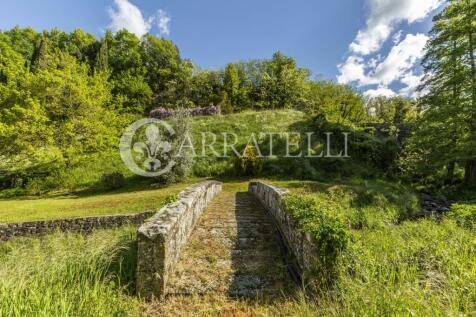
100;172;126;190
155;109;195;184
327;220;476;316
273;180;474;315
223;63;240;108
235;145;263;176
365;96;418;124
162;193;179;205
284;194;350;285
448;202;476;230
401;0;476;186
305;80;367;125
0;25;407;195
94;38;109;72
277;178;419;230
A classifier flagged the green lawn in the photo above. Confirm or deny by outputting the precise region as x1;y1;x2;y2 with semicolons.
0;180;202;223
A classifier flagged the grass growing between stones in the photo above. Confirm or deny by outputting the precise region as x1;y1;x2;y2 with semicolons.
0;227;140;316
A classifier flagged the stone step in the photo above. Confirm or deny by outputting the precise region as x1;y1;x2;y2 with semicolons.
166;191;294;297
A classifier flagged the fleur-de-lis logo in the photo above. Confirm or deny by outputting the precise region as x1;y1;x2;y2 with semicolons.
120;118;176;177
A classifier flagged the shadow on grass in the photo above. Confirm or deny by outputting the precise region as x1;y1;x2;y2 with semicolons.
108;233;138;295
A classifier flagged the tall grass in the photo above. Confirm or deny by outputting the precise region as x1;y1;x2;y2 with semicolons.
270;180;475;316
0;228;139;316
274;178;420;229
316;219;476;316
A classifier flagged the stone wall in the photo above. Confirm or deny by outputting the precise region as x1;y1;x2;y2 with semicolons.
248;181;319;286
0;211;155;241
136;180;222;299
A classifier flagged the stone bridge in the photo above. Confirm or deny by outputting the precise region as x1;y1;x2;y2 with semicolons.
136;180;319;300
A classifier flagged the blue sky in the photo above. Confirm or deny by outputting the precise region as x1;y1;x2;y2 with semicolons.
0;0;445;97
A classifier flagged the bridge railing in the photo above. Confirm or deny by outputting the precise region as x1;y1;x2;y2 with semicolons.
136;180;222;299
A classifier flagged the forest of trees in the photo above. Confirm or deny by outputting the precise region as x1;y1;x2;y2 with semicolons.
0;26;372;179
0;0;474;190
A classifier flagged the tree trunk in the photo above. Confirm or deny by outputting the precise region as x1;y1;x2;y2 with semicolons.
445;161;456;184
464;159;476;186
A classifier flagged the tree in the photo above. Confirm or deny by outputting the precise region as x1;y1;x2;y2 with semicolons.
95;37;109;72
366;96;418;124
189;69;223;108
401;0;476;185
257;52;309;109
306;80;367;125
30;35;49;71
223;63;239;109
141;34;192;110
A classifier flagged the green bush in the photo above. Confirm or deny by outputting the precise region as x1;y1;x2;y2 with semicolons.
448;203;476;230
162;193;179;205
326;219;476;316
283;194;350;286
155;109;194;184
235;145;263;176
100;172;126;190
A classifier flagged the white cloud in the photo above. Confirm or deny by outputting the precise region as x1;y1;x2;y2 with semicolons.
372;33;428;85
338;33;429;97
107;0;171;38
108;0;152;37
399;72;424;97
157;9;171;36
392;30;403;44
364;86;396;98
350;0;443;55
337;56;367;85
336;0;441;98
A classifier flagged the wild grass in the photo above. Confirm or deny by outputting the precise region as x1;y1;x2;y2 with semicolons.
261;179;476;316
271;178;420;229
0;227;139;316
145;219;475;316
320;219;476;316
0;179;474;316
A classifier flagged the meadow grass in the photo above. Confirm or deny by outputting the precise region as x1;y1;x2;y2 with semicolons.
0;227;139;317
0;179;201;223
191;110;308;176
270;178;420;228
263;179;476;316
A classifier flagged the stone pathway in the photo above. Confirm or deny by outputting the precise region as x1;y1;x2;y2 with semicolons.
167;191;294;297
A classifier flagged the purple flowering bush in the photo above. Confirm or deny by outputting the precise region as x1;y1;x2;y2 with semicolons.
150;105;218;119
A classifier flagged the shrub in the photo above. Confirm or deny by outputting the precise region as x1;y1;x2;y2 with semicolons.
149;105;218;119
155;109;194;184
448;203;476;230
163;193;179;205
100;172;126;190
283;194;350;286
149;107;173;119
235;145;263;176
